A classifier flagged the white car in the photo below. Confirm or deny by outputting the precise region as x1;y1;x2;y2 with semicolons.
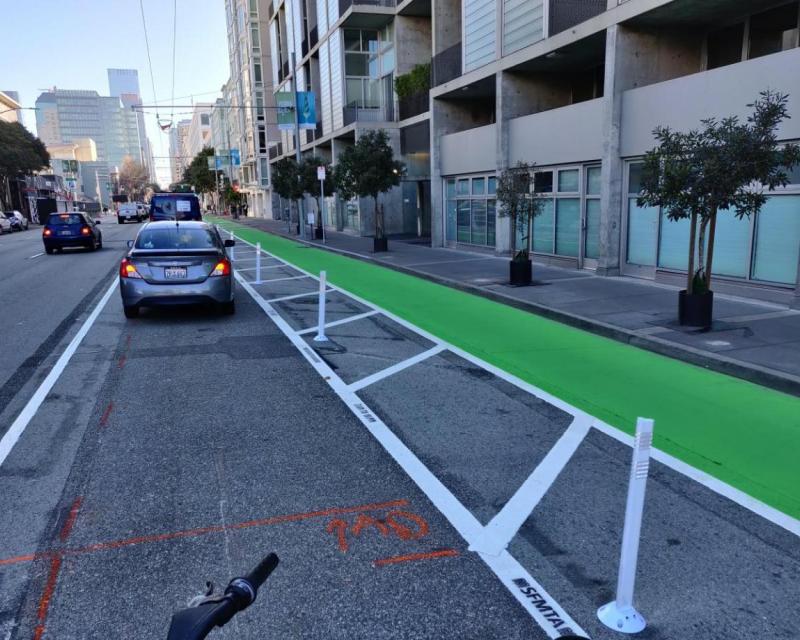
10;211;29;230
117;203;143;224
0;215;11;234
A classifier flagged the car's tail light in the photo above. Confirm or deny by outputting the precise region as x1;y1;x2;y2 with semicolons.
80;226;91;236
43;228;52;237
120;259;142;279
210;258;231;277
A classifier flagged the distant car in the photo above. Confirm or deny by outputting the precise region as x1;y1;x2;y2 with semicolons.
0;215;11;234
9;211;29;230
42;212;103;254
119;220;235;318
149;193;202;222
3;211;25;231
118;203;143;224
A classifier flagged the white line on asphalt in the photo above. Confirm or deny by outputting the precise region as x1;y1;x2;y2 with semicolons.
28;252;45;259
251;275;311;284
236;264;287;272
0;278;118;469
470;415;593;556
296;309;379;335
268;289;334;303
235;268;589;640
348;345;446;392
224;228;800;538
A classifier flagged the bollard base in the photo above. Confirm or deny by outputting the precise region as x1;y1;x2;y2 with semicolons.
597;602;646;634
313;334;328;342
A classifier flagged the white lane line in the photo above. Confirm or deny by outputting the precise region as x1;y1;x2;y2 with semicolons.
235;271;588;639
226;228;800;537
0;278;119;469
471;415;593;556
268;289;333;303
296;309;379;335
348;345;446;392
237;264;288;272
251;275;310;284
28;252;45;259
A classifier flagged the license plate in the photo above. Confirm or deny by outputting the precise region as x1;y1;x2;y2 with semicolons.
59;230;71;236
165;267;187;279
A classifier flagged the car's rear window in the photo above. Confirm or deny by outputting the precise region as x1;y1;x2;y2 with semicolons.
48;214;84;226
135;227;217;250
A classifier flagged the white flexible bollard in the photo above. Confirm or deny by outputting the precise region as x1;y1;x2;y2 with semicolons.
314;271;328;342
255;242;262;284
229;230;235;261
597;417;654;634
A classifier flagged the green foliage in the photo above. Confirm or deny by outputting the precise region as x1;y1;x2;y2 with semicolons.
299;156;336;197
394;63;431;99
638;90;800;293
118;156;149;200
333;130;404;239
0;121;49;207
181;147;217;195
496;162;545;261
271;157;304;201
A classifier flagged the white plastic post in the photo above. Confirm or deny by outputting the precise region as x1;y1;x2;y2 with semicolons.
229;230;235;261
255;242;262;284
314;271;328;342
597;417;654;634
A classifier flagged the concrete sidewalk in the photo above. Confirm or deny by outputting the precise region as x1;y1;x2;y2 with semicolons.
233;217;800;395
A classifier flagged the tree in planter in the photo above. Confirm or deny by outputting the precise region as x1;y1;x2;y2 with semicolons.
333;130;404;251
271;157;304;228
638;90;800;327
495;162;545;285
299;156;336;237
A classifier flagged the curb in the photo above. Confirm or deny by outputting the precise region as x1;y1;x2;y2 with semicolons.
230;219;800;398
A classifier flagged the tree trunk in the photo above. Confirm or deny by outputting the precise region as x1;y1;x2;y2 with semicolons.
705;208;718;292
526;212;532;256
687;211;698;294
374;195;384;239
697;216;709;289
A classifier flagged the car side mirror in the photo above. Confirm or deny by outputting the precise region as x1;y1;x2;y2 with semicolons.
224;239;236;247
127;240;134;248
94;219;101;224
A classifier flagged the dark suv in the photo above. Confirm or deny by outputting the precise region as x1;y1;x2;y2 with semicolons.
42;212;103;253
149;193;202;222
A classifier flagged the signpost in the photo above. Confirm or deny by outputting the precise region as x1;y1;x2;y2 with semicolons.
317;165;327;244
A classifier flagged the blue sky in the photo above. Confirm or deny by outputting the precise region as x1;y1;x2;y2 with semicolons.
4;0;230;185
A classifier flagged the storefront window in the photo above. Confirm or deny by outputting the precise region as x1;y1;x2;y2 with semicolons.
627;200;658;266
558;169;579;193
532;200;554;253
752;195;800;284
585;200;601;259
445;174;498;248
556;198;580;257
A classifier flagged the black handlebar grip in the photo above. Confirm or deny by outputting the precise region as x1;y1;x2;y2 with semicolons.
245;553;279;590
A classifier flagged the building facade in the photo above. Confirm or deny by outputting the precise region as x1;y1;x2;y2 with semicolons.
186;104;213;159
0;91;23;124
107;69;156;180
168;119;192;185
224;0;280;217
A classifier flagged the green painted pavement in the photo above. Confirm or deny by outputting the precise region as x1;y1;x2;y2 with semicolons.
213;217;800;522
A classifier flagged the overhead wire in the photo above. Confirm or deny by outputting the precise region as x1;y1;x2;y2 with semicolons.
138;0;160;125
170;0;178;127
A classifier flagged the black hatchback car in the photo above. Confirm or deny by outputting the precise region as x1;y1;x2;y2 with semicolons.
42;212;103;253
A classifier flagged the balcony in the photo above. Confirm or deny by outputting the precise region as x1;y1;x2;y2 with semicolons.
338;0;395;14
268;142;284;160
398;91;429;120
432;42;461;87
548;0;606;36
342;103;394;126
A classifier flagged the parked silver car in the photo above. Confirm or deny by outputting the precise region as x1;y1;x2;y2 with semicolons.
119;221;236;318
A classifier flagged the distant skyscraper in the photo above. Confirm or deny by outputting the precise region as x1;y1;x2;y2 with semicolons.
108;69;154;181
1;91;23;124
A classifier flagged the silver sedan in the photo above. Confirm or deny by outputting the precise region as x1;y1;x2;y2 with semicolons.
119;221;236;318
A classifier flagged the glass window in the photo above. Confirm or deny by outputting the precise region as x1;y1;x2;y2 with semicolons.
787;160;800;184
752;195;800;284
382;47;395;75
557;169;579;193
446;178;456;198
586;166;601;195
707;23;745;69
627;199;658;265
748;3;799;60
345;78;363;106
628;163;644;194
365;30;379;54
555;198;580;257
345;53;369;76
585;199;601;259
369;57;380;79
487;176;497;195
534;171;553;193
658;213;691;270
457;200;471;242
487;200;496;246
254;63;262;83
712;211;750;277
533;199;555;253
471;200;487;245
456;179;469;196
446;200;456;241
472;177;485;195
344;30;361;51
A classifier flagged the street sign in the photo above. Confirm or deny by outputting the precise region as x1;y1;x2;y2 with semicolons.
297;92;316;129
276;92;294;130
65;178;77;190
317;166;326;181
230;149;241;166
207;157;216;170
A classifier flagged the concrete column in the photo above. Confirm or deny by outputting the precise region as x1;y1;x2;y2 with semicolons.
792;255;800;309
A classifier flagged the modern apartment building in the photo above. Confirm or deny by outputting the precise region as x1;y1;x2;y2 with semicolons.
266;0;433;234
35;89;142;204
224;0;280;217
168;119;192;184
185;104;213;159
107;68;156;180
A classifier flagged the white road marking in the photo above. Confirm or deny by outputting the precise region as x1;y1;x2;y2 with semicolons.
296;309;379;335
28;252;45;259
268;289;333;303
470;415;592;556
251;275;311;284
0;278;119;469
348;345;446;392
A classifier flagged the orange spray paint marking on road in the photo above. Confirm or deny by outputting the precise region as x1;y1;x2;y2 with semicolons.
59;497;83;542
373;548;459;568
325;508;430;554
98;402;114;429
385;511;429;540
33;553;62;640
326;519;349;552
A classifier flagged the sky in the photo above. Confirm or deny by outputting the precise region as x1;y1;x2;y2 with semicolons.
3;0;230;186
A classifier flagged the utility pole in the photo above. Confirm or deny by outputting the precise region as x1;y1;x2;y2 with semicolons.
291;51;305;239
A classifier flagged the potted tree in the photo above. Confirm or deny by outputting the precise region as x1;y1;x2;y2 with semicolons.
299;156;335;240
271;157;304;233
638;90;799;328
496;161;544;286
334;130;404;252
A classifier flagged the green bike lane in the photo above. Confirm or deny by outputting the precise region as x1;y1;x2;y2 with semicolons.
210;217;800;523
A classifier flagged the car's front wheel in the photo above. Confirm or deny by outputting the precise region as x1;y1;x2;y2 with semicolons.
118;217;124;224
45;247;54;255
123;305;139;319
97;234;103;249
220;300;236;315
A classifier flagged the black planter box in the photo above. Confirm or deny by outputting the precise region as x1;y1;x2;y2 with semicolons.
509;259;532;286
314;227;324;239
295;223;301;234
678;289;714;328
373;237;388;252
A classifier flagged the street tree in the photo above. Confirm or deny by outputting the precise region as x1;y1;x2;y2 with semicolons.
638;90;800;326
181;147;217;196
118;156;149;201
299;156;336;235
0;120;49;209
271;157;304;224
496;161;546;284
333;129;404;251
